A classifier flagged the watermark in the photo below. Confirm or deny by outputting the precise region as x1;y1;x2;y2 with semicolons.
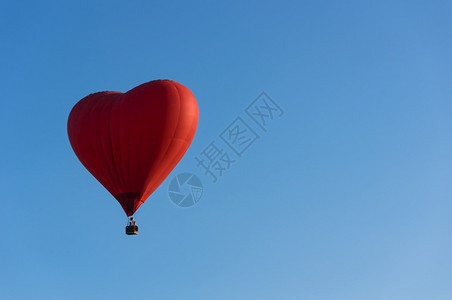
245;92;284;132
168;92;284;207
195;141;236;183
220;117;259;157
168;173;203;207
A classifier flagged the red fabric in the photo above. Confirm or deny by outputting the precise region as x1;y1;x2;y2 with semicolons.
67;80;199;216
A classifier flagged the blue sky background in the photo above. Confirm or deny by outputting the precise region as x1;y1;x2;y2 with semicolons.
1;1;451;299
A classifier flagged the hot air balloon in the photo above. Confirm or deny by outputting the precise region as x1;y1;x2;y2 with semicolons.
67;80;199;235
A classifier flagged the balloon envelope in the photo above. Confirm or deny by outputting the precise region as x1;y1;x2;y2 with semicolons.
67;80;199;216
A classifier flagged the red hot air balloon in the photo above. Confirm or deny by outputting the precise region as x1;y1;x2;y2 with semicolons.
67;80;199;234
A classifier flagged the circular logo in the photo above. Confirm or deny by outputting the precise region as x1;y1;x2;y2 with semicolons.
168;173;203;207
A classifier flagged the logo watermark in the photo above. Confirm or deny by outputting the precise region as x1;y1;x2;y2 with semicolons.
168;173;203;207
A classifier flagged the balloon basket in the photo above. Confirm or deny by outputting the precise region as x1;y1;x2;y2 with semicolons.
126;225;138;235
126;217;138;235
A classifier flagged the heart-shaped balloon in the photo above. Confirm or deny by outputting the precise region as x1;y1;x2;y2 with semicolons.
67;80;199;216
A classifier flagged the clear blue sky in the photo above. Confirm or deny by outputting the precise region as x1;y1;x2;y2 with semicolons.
1;1;451;299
